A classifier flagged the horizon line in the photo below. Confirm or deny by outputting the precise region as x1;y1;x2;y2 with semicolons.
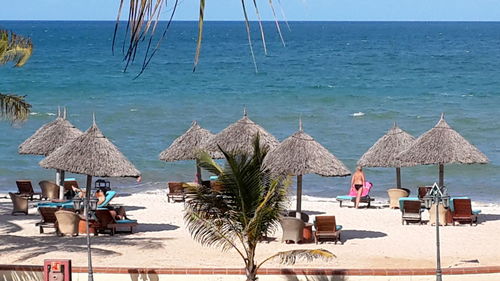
1;19;500;23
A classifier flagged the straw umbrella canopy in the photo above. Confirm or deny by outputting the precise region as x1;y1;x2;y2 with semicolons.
159;121;222;183
398;114;488;187
18;108;83;198
40;117;141;198
204;109;279;155
263;120;351;214
357;123;415;189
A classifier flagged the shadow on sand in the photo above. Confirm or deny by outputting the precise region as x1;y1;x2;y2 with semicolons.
341;230;387;240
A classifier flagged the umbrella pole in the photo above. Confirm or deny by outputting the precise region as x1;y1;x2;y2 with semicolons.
196;159;202;184
396;167;402;189
56;170;63;199
296;175;302;218
439;164;444;188
85;175;94;281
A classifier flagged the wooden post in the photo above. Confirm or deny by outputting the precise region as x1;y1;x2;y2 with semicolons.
296;175;303;217
396;167;402;189
439;164;444;188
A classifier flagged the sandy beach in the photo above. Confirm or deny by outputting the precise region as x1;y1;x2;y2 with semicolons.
1;190;499;269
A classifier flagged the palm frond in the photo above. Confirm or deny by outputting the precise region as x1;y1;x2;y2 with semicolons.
240;0;258;73
0;30;33;67
251;0;268;56
259;249;335;268
197;150;224;176
0;93;31;122
268;0;286;47
193;0;206;72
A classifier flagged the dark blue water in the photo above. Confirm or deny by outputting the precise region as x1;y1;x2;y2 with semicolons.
1;21;499;202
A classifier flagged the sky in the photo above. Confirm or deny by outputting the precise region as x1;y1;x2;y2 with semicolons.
1;0;500;21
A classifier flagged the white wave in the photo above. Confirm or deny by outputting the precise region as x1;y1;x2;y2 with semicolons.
130;108;138;112
29;112;39;115
46;113;56;116
351;112;365;117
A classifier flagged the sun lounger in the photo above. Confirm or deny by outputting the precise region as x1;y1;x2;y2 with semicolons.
16;180;42;200
167;182;186;203
387;188;410;209
54;210;80;236
36;207;58;233
63;179;79;198
451;198;478;226
95;209;138;235
314;215;342;244
401;200;423;225
98;190;116;208
9;192;29;215
279;217;305;243
39;180;60;200
336;182;374;208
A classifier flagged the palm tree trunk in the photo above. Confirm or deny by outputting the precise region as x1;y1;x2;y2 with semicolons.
245;245;258;281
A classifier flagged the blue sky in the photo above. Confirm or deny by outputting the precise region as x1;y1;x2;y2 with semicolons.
1;0;500;21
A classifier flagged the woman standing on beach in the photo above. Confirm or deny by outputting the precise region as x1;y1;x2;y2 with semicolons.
351;166;366;208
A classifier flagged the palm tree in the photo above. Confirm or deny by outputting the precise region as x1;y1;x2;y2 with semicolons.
185;136;333;281
0;29;33;122
115;0;286;75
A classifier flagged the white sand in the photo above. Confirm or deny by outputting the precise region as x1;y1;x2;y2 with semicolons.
0;190;499;269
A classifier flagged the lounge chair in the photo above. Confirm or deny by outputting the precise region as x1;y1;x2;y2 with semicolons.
314;215;342;244
401;200;423;225
167;182;185;203
16;180;42;200
36;207;58;233
287;211;309;223
54;210;80;236
387;188;410;209
418;186;432;200
210;181;224;192
95;209;138;235
9;192;29;215
63;179;79;199
39;180;60;200
336;182;374;208
98;190;116;208
279;217;305;243
451;199;478;226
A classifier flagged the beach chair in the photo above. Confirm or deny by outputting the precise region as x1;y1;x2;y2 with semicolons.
39;180;60;200
314;216;342;244
36;207;58;233
401;200;423;225
451;199;478;226
336;182;374;208
167;182;185;203
210;181;224;192
387;188;410;209
8;192;29;215
63;179;79;199
54;210;80;236
418;186;432;200
279;217;305;243
95;209;138;235
16;180;42;200
97;190;116;208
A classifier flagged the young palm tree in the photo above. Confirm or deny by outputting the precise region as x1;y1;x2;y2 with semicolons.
0;29;33;122
185;136;334;281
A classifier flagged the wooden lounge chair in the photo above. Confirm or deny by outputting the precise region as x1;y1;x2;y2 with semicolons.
16;180;42;200
314;215;342;244
452;199;478;226
167;182;185;203
95;209;138;235
9;192;29;215
54;210;80;236
418;186;432;200
63;179;79;198
401;200;423;225
387;188;410;209
210;181;224;192
39;180;60;200
280;217;305;244
36;207;58;233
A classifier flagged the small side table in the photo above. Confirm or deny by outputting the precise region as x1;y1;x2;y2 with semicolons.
303;223;314;243
78;217;98;235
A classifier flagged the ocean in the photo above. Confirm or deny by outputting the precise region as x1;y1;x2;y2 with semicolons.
0;21;499;203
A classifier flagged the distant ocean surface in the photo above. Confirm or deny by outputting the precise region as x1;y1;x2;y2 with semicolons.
1;21;499;203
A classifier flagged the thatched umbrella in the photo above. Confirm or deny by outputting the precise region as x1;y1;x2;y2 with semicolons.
398;113;488;187
39;116;139;281
18;108;83;198
204;109;279;155
263;120;351;214
159;121;222;183
357;123;415;189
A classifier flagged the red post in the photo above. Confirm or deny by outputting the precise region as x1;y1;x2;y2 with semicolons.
43;259;72;281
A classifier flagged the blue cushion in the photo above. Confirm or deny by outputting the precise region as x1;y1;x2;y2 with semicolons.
98;191;116;208
399;197;421;210
336;225;343;231
116;219;137;224
209;175;219;180
336;195;353;200
472;210;481;215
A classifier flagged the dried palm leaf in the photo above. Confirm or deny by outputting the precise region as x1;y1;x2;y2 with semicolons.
0;93;31;122
0;30;33;67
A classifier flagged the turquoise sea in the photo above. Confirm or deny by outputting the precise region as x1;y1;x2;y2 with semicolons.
0;21;499;202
